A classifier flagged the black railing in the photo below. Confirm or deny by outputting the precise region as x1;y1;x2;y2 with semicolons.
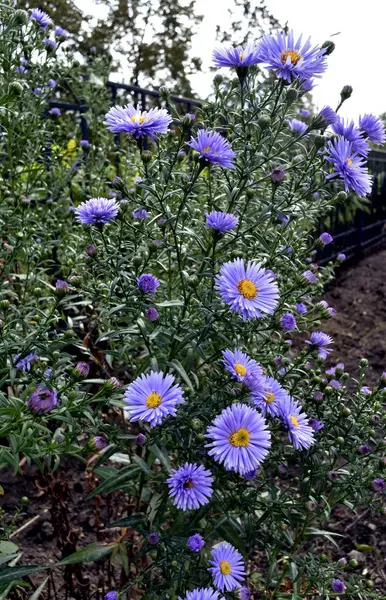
48;81;386;264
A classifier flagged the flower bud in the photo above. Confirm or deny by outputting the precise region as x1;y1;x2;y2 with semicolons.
360;358;368;368
321;40;335;55
314;135;325;148
141;150;152;164
9;81;23;95
213;74;223;86
90;435;108;452
336;191;348;202
191;418;203;431
340;85;353;102
258;115;271;129
285;88;298;103
136;433;146;446
341;407;351;416
14;9;28;25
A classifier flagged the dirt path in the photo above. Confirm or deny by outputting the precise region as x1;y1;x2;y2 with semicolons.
323;245;386;384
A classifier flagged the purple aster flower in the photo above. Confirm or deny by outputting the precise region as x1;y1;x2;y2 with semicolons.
91;435;108;451
295;302;307;314
187;129;236;168
213;42;260;68
281;245;293;256
145;307;159;321
30;8;52;28
243;469;257;480
280;312;297;331
124;370;185;428
373;478;386;492
14;351;38;373
85;243;97;256
137;273;160;294
167;463;213;511
338;557;348;567
183;113;195;125
132;207;148;220
250;375;289;417
277;214;290;226
337;252;346;261
315;106;337;127
305;331;333;359
56;279;69;292
287;118;308;135
105;104;172;139
329;379;342;390
75;197;119;226
187;533;205;552
75;362;89;377
110;377;122;388
48;108;61;117
54;26;69;39
205;211;238;233
222;348;263;386
148;531;160;544
361;385;372;396
44;38;57;50
209;543;245;592
332;118;369;156
238;588;250;600
34;87;43;95
319;232;333;245
90;46;96;53
331;579;345;593
270;166;286;183
80;140;90;148
302;78;315;92
302;270;318;284
215;258;279;321
309;418;324;431
44;368;53;380
136;433;146;446
278;396;315;450
48;79;56;88
313;391;323;401
359;114;386;145
299;108;310;118
205;403;271;475
105;593;117;600
27;384;58;414
359;443;371;454
178;589;223;600
16;65;26;74
257;30;327;83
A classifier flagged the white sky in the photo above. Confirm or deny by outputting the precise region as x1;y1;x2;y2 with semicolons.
76;0;385;119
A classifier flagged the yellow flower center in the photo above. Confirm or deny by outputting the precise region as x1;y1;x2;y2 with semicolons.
281;50;302;65
130;115;147;124
203;145;211;152
264;391;275;403
290;415;299;428
230;428;251;447
183;479;194;489
146;391;162;408
234;363;247;377
237;279;258;299
239;52;244;60
347;157;353;167
220;560;232;575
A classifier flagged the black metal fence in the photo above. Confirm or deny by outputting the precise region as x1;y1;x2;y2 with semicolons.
49;81;386;263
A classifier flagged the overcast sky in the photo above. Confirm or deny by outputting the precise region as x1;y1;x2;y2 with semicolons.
76;0;385;120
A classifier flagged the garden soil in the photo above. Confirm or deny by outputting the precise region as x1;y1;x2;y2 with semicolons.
2;246;386;598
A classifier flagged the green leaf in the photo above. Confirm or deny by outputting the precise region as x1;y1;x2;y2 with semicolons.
131;455;157;478
0;565;47;585
58;543;114;565
0;542;18;555
155;300;184;308
88;465;140;499
0;554;18;566
168;359;194;391
29;577;49;600
108;514;147;529
149;443;172;473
